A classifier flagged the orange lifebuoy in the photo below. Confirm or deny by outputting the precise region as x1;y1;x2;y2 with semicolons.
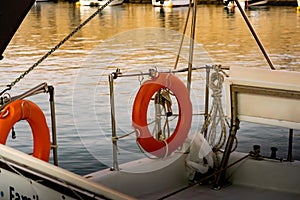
132;73;192;157
0;100;51;162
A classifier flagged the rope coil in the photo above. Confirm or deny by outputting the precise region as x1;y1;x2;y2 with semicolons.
201;68;230;151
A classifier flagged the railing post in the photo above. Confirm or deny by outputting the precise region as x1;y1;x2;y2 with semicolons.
48;85;58;166
187;0;197;92
203;66;210;138
215;84;239;189
109;73;119;171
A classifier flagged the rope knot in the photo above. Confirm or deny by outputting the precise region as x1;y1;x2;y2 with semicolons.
209;72;224;98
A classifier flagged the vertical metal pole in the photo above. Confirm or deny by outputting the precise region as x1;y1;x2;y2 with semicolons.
187;0;197;92
287;129;293;162
109;74;119;171
48;86;58;166
215;85;239;188
203;66;210;138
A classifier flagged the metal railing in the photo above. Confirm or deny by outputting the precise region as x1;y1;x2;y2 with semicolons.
107;65;220;170
0;83;58;166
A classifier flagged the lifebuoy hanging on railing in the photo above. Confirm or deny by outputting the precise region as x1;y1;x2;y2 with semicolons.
0;100;51;162
132;73;192;157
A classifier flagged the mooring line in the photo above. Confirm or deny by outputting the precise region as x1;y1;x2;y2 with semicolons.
157;153;249;200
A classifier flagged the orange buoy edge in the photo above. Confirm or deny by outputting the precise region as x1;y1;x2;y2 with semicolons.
0;100;51;162
132;73;192;157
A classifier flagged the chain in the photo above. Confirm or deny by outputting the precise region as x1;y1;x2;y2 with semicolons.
1;0;114;95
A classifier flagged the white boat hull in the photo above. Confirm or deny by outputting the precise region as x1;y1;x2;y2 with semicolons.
1;143;300;199
78;0;124;6
224;0;268;10
0;144;134;200
0;168;76;200
248;0;268;6
152;0;191;7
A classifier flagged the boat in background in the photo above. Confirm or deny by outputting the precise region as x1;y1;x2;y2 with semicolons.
1;0;300;200
224;0;268;10
246;0;268;7
152;0;191;7
77;0;124;6
36;0;58;2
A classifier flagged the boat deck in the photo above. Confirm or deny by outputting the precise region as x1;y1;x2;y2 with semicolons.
170;184;300;200
88;151;300;200
142;184;300;200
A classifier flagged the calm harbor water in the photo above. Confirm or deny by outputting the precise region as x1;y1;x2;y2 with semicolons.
1;2;300;175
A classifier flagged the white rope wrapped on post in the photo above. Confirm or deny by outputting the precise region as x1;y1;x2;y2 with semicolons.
201;68;229;151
